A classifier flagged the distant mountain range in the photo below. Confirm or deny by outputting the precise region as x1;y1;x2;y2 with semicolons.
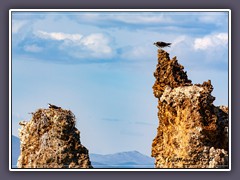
90;151;154;168
11;135;154;168
12;135;20;168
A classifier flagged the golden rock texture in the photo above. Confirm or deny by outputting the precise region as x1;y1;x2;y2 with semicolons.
17;107;92;168
152;49;229;168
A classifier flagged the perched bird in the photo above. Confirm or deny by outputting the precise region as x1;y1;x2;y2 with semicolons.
153;41;171;48
19;121;27;126
48;103;61;109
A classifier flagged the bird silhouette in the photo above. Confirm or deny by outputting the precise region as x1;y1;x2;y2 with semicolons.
48;103;61;109
154;41;171;48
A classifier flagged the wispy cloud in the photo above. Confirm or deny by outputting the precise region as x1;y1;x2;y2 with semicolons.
36;31;83;41
75;12;174;24
24;44;43;52
12;20;28;33
193;33;228;50
114;14;174;24
120;45;153;61
171;35;188;48
197;12;228;25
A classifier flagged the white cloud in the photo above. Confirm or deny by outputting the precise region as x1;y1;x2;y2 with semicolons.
24;44;43;52
36;31;83;41
35;30;113;58
81;33;112;54
12;20;28;33
193;33;228;50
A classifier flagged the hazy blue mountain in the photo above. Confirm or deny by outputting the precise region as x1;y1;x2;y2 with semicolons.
90;151;154;168
12;135;20;168
11;135;154;168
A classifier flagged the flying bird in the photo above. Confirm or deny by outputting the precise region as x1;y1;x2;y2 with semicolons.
48;103;61;109
153;41;171;48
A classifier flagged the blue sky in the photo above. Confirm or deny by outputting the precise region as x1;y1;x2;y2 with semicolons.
11;10;229;156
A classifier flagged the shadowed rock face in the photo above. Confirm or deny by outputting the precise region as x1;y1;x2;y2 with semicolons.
18;107;92;168
152;49;229;168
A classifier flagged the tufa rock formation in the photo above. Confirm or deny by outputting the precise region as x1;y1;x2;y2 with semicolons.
152;49;229;168
17;106;92;168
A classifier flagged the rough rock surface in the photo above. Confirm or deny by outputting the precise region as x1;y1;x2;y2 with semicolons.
17;106;92;168
152;49;229;168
